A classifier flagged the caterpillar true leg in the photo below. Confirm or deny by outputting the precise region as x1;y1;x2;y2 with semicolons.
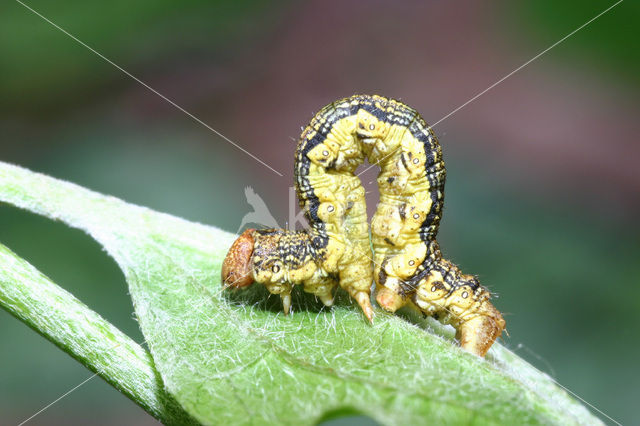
281;292;292;315
222;95;505;355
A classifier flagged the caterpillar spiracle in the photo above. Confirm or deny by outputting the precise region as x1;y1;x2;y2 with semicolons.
222;95;505;357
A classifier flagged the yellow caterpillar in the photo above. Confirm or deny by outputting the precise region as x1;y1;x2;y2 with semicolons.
222;95;505;357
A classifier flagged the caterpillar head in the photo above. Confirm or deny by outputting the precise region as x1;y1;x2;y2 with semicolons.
222;228;255;288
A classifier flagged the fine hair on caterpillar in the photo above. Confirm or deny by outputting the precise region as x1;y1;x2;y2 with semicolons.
222;94;505;357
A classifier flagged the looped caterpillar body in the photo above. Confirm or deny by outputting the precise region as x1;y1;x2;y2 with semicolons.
222;95;505;357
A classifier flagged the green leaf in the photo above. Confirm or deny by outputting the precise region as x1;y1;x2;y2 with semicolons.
0;161;602;425
0;242;196;425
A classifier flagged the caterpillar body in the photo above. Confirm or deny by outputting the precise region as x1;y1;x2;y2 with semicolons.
222;95;505;356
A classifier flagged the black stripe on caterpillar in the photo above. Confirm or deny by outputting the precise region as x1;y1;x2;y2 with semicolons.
222;94;505;357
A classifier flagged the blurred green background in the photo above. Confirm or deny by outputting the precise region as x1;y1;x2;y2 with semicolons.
1;0;638;424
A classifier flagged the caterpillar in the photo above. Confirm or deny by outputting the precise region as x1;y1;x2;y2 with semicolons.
222;95;505;357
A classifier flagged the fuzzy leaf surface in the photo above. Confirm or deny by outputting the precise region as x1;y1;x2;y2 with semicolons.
0;162;602;425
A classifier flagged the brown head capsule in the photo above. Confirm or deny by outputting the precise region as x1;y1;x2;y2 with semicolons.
222;229;255;288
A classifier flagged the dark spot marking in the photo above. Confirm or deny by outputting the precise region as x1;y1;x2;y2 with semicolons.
398;203;407;220
378;266;388;285
431;280;446;290
400;152;409;170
